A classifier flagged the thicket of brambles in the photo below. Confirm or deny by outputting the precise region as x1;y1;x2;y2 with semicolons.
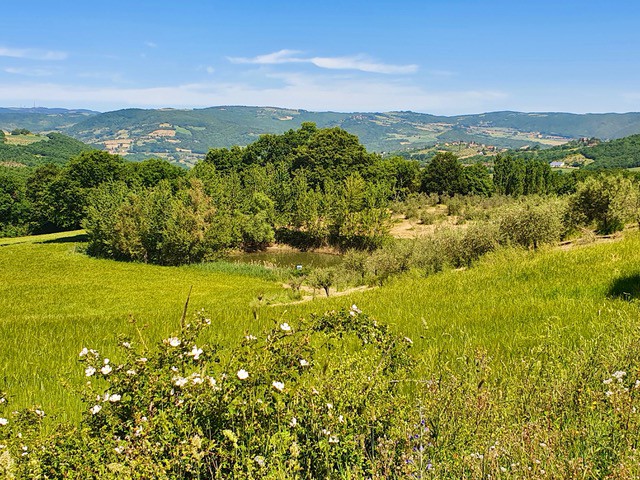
2;123;640;267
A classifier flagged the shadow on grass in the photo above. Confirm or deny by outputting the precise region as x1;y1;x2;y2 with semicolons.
608;273;640;300
39;233;89;244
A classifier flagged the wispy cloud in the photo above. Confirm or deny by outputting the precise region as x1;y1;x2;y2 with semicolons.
145;41;157;48
4;67;55;77
0;75;508;115
228;49;418;74
0;46;68;61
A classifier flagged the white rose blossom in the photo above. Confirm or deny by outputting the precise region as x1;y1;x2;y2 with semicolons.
237;369;249;380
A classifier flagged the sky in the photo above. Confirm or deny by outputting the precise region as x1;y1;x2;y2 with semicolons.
1;0;639;115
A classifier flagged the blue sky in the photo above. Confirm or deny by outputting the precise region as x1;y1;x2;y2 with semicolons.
1;0;639;114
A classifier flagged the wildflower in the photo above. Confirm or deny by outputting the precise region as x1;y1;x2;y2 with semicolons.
539;442;547;448
137;357;148;363
79;347;89;357
173;376;188;387
191;374;204;385
166;337;181;347
114;446;124;454
350;304;362;314
605;390;614;397
338;415;344;423
103;358;110;364
101;364;112;375
187;345;203;360
254;455;266;467
0;397;5;404
326;403;333;410
204;317;211;325
245;334;257;341
34;409;45;418
328;435;339;444
207;376;218;388
171;366;178;372
0;418;7;426
272;381;285;392
322;428;331;436
108;394;121;403
289;417;297;427
237;369;249;380
122;342;131;349
311;387;319;395
85;366;96;377
280;322;292;332
90;405;102;415
603;378;613;385
299;359;309;367
126;369;136;376
613;371;627;381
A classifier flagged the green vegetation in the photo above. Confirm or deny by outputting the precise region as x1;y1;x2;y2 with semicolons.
4;227;640;476
0;132;91;167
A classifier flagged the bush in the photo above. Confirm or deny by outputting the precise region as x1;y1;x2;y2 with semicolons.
498;198;565;249
0;308;416;478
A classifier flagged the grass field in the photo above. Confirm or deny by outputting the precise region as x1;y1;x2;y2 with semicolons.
2;230;640;426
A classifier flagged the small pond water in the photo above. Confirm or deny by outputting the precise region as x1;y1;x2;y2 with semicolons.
229;251;342;269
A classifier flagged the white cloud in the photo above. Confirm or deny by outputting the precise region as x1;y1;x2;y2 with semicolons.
228;49;417;74
0;75;509;115
145;41;157;48
4;67;55;77
0;46;68;61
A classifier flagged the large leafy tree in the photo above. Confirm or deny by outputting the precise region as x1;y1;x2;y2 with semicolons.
420;152;467;196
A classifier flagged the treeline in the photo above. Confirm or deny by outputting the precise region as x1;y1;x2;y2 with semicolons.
3;123;639;265
0;152;185;237
0;132;91;167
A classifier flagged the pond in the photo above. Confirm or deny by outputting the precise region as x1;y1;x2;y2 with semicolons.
228;250;342;270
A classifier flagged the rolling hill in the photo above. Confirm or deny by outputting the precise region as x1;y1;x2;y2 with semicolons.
2;106;640;166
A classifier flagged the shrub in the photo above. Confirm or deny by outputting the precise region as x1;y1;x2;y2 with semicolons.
498;198;565;249
0;308;416;479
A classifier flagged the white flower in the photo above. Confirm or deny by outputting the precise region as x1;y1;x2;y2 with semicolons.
108;394;121;403
289;417;297;427
299;359;309;367
254;455;266;467
245;334;257;341
114;446;124;454
173;376;188;387
207;376;218;388
322;428;331;436
171;366;178;372
204;318;211;325
613;371;627;381
603;378;613;385
0;397;5;404
122;342;131;349
326;403;333;410
272;381;285;392
191;374;204;385
85;366;96;377
89;405;102;415
605;390;614;397
79;347;89;357
103;358;110;364
338;415;344;423
167;337;181;347
35;409;45;417
0;418;7;426
126;369;137;376
137;357;148;363
280;322;292;332
311;387;319;395
328;435;339;444
101;364;112;375
188;346;203;360
237;369;249;380
350;304;361;314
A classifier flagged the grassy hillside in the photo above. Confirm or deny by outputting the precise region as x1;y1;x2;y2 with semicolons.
2;229;640;423
0;132;92;167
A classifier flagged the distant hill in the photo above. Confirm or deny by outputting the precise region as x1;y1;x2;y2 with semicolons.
0;131;92;167
2;106;640;166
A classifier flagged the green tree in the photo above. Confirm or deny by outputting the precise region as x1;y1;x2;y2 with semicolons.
420;152;466;196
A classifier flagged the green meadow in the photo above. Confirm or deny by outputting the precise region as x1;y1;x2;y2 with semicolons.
2;229;640;421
